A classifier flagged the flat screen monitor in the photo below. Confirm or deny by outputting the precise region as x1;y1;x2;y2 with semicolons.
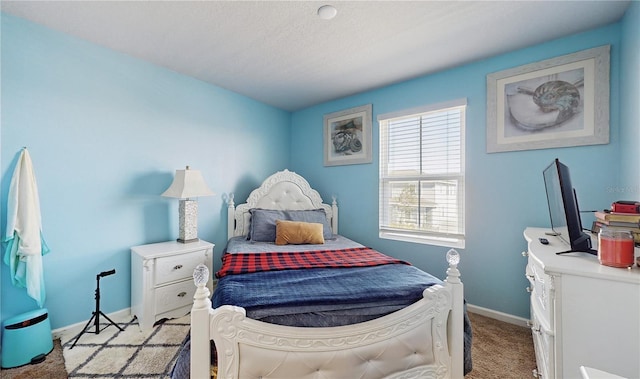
543;158;595;255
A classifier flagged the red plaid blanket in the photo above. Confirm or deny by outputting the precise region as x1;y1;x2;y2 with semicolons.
216;247;410;278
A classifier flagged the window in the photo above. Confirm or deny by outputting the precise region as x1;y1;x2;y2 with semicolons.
378;99;466;248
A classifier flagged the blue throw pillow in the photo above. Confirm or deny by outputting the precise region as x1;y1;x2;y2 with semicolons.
248;208;333;242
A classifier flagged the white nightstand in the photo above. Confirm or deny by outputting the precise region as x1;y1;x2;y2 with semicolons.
131;240;214;331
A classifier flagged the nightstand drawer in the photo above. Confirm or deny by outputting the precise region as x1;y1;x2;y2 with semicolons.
155;280;197;315
155;249;209;286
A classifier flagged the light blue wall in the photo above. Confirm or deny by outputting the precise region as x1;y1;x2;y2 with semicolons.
291;23;626;319
620;2;640;191
0;14;291;329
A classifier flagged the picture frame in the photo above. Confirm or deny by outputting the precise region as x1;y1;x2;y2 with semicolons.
323;104;373;166
486;45;610;153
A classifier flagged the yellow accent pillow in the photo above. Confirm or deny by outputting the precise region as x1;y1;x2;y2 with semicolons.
275;220;325;245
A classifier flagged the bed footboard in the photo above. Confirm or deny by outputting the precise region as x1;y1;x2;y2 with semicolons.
190;250;464;379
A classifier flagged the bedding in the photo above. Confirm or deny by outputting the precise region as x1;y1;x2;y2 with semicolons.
171;236;473;378
215;237;425;323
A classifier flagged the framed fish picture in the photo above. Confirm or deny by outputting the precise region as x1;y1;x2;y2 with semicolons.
323;104;372;166
486;45;610;153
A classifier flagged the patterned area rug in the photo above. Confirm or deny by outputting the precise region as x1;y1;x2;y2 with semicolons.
60;313;189;378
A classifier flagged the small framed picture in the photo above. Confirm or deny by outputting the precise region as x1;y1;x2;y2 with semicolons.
323;104;372;166
486;45;610;153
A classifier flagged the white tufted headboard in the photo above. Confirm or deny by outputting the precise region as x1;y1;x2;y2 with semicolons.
227;169;338;240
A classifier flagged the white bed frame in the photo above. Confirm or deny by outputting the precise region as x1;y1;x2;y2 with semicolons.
190;169;464;379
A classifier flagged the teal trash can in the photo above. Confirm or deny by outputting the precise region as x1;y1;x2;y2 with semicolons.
1;308;53;368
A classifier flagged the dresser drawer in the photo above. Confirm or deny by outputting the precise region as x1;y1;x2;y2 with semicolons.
528;255;552;326
531;301;554;379
155;249;209;286
155;279;197;315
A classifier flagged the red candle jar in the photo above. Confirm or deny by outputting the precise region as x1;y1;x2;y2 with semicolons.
598;227;635;268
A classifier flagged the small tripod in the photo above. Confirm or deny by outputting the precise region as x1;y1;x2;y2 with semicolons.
70;269;123;349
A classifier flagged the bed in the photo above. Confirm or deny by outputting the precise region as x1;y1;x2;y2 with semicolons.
173;169;470;379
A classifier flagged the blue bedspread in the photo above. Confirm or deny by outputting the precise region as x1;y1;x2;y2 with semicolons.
213;235;445;324
213;264;442;325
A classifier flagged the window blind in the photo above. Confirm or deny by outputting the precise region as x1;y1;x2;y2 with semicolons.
379;99;466;248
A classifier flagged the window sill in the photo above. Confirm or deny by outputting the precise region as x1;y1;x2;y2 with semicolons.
379;230;465;249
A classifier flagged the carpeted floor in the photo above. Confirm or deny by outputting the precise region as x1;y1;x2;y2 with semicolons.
0;311;536;378
465;312;537;378
0;338;66;379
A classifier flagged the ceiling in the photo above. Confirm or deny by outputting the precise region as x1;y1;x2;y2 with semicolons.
1;1;631;112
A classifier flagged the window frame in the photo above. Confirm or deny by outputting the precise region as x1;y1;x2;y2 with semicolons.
378;98;466;248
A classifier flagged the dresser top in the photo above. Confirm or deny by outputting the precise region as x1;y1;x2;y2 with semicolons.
525;227;640;284
131;239;214;258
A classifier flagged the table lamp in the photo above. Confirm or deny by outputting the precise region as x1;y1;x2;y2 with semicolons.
162;166;214;243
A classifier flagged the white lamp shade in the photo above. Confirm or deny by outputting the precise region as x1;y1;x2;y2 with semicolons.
161;167;215;199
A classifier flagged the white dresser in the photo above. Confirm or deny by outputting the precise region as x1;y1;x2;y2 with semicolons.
524;227;640;379
131;240;214;331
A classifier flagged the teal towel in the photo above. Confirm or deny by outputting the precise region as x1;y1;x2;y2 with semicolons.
3;148;50;307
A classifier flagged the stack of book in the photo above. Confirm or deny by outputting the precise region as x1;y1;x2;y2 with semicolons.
594;211;640;243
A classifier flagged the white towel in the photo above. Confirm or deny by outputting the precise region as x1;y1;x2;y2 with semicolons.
3;148;50;307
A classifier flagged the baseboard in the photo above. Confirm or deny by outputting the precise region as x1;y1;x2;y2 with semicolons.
466;303;530;328
51;307;132;340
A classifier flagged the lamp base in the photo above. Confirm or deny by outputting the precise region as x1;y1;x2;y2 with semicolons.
177;238;200;244
178;199;199;242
